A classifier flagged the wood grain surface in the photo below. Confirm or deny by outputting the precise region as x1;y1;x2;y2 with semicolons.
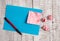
0;0;60;41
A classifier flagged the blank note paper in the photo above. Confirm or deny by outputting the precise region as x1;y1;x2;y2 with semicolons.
27;11;42;25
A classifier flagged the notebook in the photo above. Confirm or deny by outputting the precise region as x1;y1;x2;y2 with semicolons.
3;5;43;35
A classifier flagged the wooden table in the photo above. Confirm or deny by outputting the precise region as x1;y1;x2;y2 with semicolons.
0;0;60;41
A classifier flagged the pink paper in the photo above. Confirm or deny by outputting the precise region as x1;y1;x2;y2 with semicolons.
27;11;42;25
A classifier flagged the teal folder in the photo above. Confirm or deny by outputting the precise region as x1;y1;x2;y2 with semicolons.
3;5;43;35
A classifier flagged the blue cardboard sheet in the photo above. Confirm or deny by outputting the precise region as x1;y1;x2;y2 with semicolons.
3;5;43;35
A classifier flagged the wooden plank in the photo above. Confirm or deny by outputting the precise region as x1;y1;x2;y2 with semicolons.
18;0;34;41
52;0;60;41
10;0;33;41
33;0;42;41
0;0;14;41
33;0;53;41
0;1;14;40
43;0;53;41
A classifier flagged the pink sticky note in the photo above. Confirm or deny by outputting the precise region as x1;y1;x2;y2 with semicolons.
27;11;42;25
